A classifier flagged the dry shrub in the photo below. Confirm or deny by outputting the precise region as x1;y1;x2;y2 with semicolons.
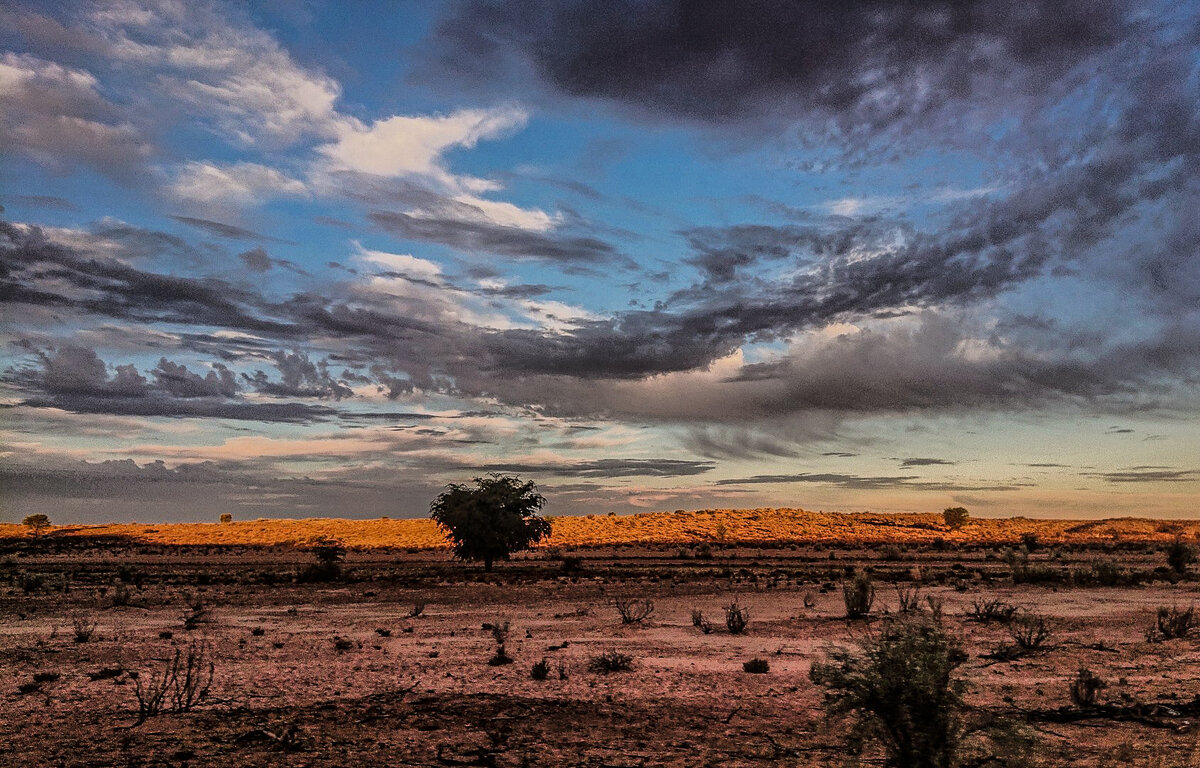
131;638;214;723
843;570;875;619
1069;668;1106;708
588;650;634;673
614;597;655;624
724;599;750;634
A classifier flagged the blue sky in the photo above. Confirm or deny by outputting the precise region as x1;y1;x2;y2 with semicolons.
2;0;1198;522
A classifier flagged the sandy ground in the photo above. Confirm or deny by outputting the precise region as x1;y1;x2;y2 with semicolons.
3;545;1200;766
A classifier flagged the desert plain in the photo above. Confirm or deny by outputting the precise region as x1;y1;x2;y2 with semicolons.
3;509;1200;767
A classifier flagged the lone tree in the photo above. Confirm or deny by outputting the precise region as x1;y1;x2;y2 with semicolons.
22;514;51;539
942;506;969;531
430;474;550;571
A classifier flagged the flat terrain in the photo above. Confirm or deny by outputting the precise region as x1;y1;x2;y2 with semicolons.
3;523;1200;766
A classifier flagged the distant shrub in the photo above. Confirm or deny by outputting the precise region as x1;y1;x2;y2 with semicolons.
300;538;345;582
691;609;714;634
219;513;232;524
110;582;133;607
407;601;426;618
588;650;634;673
743;658;770;674
250;627;265;637
1149;605;1195;641
375;628;392;637
943;507;969;531
1020;533;1041;552
333;637;354;652
530;658;551;680
1167;537;1197;575
880;544;904;562
1089;559;1126;586
1069;668;1107;708
18;571;45;594
724;599;750;634
614;597;655;625
843;570;875;619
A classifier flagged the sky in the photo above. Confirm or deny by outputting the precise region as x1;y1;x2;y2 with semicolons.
1;0;1198;523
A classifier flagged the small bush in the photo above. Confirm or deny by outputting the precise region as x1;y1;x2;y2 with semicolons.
530;658;550;680
588;650;634;673
487;618;513;665
219;513;232;524
375;628;392;637
614;597;655;624
895;585;923;614
72;613;97;643
880;544;904;562
1167;537;1197;575
250;627;265;637
407;602;426;619
743;658;770;674
843;570;875;619
724;599;750;634
1149;605;1195;640
18;571;45;594
1089;559;1126;586
691;609;714;634
1007;613;1052;650
333;637;354;652
943;507;969;531
110;582;133;607
1069;668;1106;708
965;599;1018;624
300;538;345;582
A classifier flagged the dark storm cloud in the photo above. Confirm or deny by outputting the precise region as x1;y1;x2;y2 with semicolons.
424;0;1129;134
0;195;79;211
5;345;349;422
1083;468;1200;483
681;427;803;461
151;358;239;398
0;221;296;336
368;210;626;267
242;350;354;400
239;246;273;273
900;458;956;467
477;457;715;478
169;216;296;244
18;395;337;423
714;472;1023;492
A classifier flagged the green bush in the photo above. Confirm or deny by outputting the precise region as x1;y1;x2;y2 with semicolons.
843;570;875;619
1166;537;1197;575
942;507;969;531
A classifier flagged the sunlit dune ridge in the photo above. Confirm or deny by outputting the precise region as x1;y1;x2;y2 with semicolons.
3;509;1199;549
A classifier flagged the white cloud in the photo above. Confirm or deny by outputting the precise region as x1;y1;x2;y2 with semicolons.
353;242;444;281
168;160;306;205
318;107;527;179
89;0;341;147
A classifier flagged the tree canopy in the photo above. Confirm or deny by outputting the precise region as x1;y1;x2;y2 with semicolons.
429;474;550;570
22;514;50;538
